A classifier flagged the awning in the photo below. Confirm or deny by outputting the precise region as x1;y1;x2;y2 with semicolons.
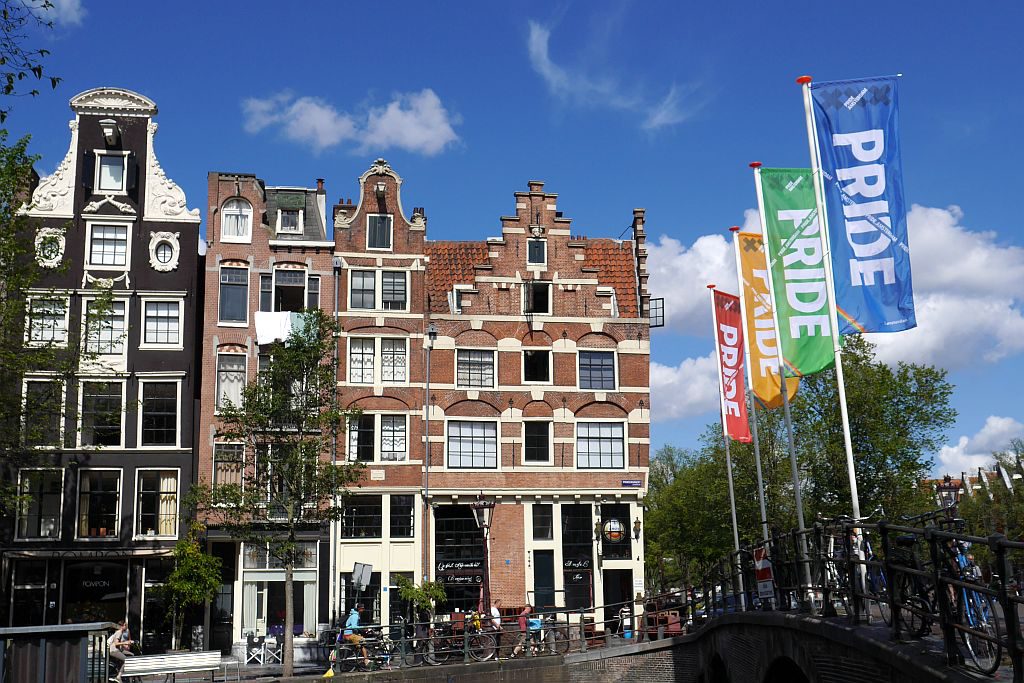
3;547;174;560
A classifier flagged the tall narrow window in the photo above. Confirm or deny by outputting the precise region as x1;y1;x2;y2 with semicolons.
367;215;393;249
273;270;305;312
381;339;406;382
80;382;122;447
84;300;126;354
579;351;616;390
349;339;375;383
350;271;375;309
532;503;553;540
213;443;243;487
88;225;128;267
144;301;180;346
576;423;625;469
259;274;273;312
447;421;498;469
390;495;414;538
307;275;320;309
219;267;249;323
348;415;374;462
523;350;551;383
27;298;68;345
17;470;62;539
221;198;252;241
527;239;546;265
77;470;119;538
381;415;406;461
382;272;406;310
216;354;246;411
141;382;177;447
97;155;126;192
524;422;551;463
524;281;551;314
456;350;494;388
137;471;178;537
24;380;62;447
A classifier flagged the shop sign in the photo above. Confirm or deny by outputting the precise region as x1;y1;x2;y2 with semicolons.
436;560;482;573
563;558;591;570
565;572;590;585
443;574;483;585
602;519;626;543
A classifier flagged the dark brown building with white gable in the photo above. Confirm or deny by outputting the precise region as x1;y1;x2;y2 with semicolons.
1;88;202;652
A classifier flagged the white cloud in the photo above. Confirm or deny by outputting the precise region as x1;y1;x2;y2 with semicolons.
527;20;703;131
651;353;720;422
646;233;735;335
868;204;1024;368
241;89;459;156
46;0;85;26
937;416;1024;476
740;208;761;233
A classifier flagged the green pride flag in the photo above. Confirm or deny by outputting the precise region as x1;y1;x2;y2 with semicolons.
756;167;835;377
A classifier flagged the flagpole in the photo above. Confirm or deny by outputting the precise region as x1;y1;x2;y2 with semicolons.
729;227;769;544
796;75;863;522
708;284;745;609
750;163;813;603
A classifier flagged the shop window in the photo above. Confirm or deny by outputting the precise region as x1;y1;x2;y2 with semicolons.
600;503;632;560
341;495;382;538
340;571;382;625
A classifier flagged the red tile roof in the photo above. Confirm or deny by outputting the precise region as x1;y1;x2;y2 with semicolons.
584;239;639;317
424;241;490;312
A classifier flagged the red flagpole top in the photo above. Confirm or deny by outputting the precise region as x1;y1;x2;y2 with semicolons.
749;161;762;169
728;226;740;233
706;284;716;290
796;75;812;85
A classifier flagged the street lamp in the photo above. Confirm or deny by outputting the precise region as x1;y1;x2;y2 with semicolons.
422;323;438;583
633;518;642;541
470;494;495;613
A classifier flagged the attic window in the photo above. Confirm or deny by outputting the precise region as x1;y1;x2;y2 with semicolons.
367;214;393;250
278;209;302;234
524;282;551;315
527;239;546;266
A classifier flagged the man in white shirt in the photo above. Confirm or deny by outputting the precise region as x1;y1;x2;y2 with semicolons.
490;599;503;656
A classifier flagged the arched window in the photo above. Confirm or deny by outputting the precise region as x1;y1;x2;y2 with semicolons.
221;198;252;242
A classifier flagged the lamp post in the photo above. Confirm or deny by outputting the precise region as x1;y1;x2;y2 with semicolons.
470;494;495;613
422;323;438;583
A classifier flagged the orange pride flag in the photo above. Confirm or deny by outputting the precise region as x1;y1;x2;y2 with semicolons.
731;229;799;409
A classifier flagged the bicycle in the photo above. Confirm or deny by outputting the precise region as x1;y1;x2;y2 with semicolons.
527;613;570;656
464;611;498;662
940;520;1002;675
332;626;397;672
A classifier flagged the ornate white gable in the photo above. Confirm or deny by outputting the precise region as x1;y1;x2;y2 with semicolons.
144;122;200;223
70;87;157;117
26;120;78;218
359;157;404;186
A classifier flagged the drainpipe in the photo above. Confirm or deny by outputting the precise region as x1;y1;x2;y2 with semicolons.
422;323;437;583
330;256;342;626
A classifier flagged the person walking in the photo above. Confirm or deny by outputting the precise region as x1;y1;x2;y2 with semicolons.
510;603;532;658
490;599;503;656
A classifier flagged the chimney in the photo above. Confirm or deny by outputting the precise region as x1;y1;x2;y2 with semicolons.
632;208;650;317
527;180;544;193
316;178;325;193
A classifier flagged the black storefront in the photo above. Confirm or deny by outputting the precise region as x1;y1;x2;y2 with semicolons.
561;505;594;609
433;506;485;613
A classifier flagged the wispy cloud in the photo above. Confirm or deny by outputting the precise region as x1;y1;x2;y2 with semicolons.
242;88;459;156
937;416;1024;476
45;0;85;26
651;353;720;422
527;19;705;131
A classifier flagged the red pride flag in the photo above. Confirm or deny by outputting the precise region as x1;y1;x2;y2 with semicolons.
711;287;752;443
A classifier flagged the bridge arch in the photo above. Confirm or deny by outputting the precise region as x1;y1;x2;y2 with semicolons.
763;656;808;683
702;653;730;683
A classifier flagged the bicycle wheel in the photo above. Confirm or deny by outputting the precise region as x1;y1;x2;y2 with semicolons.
468;633;496;662
958;590;1002;675
894;576;931;638
424;637;451;666
550;628;570;654
335;645;359;673
867;566;892;626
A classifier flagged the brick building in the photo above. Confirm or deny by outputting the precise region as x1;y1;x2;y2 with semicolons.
1;88;202;652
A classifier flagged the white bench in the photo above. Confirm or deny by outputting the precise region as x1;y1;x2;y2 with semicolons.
120;650;221;681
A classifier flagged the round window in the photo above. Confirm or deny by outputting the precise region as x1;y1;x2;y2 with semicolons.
155;241;173;264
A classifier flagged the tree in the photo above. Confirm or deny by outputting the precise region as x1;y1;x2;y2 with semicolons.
161;524;222;651
393;575;447;620
0;0;63;122
189;309;362;676
957;439;1024;572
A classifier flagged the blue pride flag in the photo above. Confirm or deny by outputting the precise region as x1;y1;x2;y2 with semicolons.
810;76;916;334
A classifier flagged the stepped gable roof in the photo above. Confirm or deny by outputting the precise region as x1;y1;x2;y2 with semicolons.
583;239;639;318
424;241;489;312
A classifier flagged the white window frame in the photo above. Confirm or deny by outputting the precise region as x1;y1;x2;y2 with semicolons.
139;297;184;350
346;413;410;463
218;264;250;327
75;467;123;541
276;208;304;235
366;213;394;251
25;295;70;347
521;348;553;385
15;468;64;541
347;337;375;384
221;198;253;244
84;219;133;271
93;150;130;195
449;284;473;315
527;238;547;267
81;296;128;359
133;468;181;540
577;349;618;391
380;337;409;384
456;348;497;389
77;378;126;449
348;269;376;310
574;420;627;470
522;280;553;316
215;352;247;414
265;267;314;313
212;442;245;489
521;419;554;466
22;376;64;449
380;270;409;312
444;417;500;471
137;378;182;449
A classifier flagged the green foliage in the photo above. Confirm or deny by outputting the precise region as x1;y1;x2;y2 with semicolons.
160;524;222;649
646;336;955;579
188;308;361;675
0;0;63;122
394;575;447;616
957;440;1024;571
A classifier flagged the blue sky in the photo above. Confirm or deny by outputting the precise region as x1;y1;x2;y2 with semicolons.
15;1;1024;475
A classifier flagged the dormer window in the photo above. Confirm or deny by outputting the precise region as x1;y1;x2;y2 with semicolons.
528;239;546;266
278;209;302;234
94;152;131;194
367;214;393;250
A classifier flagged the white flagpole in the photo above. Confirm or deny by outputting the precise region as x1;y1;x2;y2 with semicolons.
796;75;863;522
729;227;770;544
750;163;813;599
708;284;745;608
